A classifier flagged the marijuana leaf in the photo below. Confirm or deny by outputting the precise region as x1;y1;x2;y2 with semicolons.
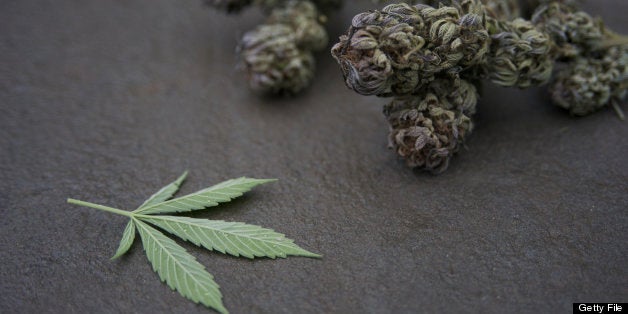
67;172;319;314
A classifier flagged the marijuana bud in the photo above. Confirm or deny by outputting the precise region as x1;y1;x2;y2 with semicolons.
239;0;329;94
240;24;316;94
480;0;521;20
267;0;328;51
532;2;603;58
484;18;554;88
383;78;478;173
331;2;489;97
550;45;627;116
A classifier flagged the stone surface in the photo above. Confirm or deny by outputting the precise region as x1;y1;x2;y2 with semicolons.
1;1;626;313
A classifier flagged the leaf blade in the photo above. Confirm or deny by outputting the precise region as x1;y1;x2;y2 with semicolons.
133;218;227;314
135;171;188;210
111;220;136;260
134;177;276;215
139;215;320;259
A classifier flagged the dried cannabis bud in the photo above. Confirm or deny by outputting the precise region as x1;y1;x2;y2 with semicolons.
550;45;627;117
528;2;627;116
484;17;554;87
331;2;489;97
207;0;343;94
239;0;328;94
532;2;603;58
384;78;478;173
240;24;316;94
481;0;521;20
267;0;328;51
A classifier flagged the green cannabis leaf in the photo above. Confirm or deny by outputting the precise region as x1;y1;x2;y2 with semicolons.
67;172;319;314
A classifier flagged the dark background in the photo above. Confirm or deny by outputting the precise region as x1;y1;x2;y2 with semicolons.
1;1;626;313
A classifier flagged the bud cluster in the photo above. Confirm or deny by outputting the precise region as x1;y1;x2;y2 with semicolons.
530;2;627;117
331;2;489;96
332;0;626;173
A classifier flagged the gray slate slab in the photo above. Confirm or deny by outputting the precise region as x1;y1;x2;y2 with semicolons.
1;1;626;313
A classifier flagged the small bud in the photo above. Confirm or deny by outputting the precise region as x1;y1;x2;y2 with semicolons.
240;24;315;94
268;1;328;51
550;45;627;116
485;18;554;87
532;2;603;58
383;78;478;173
480;0;521;20
238;0;330;94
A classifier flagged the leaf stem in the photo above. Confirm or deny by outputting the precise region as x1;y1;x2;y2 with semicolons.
67;198;133;218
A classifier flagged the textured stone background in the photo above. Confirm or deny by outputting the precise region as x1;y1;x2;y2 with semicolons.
1;1;626;313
